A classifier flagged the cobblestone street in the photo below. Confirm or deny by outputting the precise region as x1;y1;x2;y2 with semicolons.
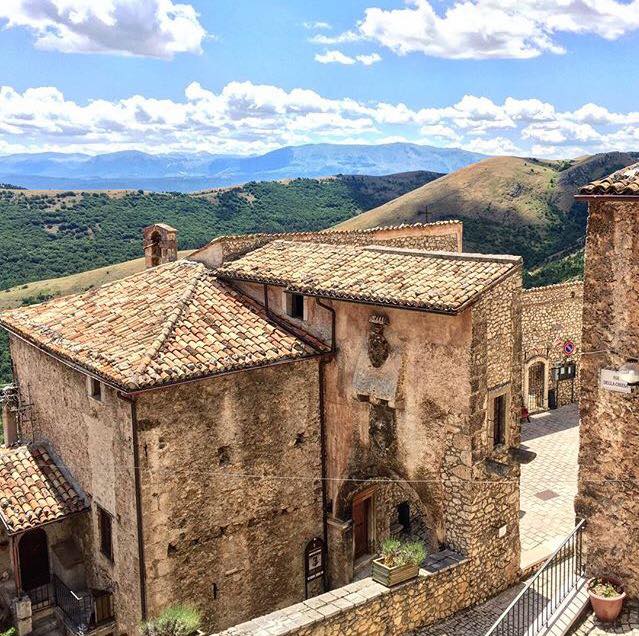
520;404;580;565
570;603;639;635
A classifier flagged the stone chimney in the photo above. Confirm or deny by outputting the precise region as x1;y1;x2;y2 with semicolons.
143;224;178;268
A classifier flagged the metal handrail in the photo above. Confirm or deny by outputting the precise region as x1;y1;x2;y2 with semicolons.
485;518;586;636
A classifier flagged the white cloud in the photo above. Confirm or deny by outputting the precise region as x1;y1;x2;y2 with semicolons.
356;53;382;65
309;30;363;45
0;81;638;158
314;50;381;66
0;0;207;58
336;0;639;60
315;50;356;65
303;21;332;30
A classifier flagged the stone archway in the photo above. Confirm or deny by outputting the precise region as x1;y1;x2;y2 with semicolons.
524;357;548;413
18;528;50;592
149;231;162;267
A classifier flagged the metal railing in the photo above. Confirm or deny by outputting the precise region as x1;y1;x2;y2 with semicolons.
25;582;52;611
485;519;585;636
53;575;114;632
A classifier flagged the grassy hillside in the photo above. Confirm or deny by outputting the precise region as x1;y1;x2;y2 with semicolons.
0;171;441;290
337;151;639;276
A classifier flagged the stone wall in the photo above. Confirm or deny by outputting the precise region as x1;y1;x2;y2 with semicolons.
576;199;639;598
135;358;324;632
190;222;462;268
8;337;142;635
213;551;475;636
522;282;583;411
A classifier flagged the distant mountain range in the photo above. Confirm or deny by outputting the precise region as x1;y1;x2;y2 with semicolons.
0;143;485;191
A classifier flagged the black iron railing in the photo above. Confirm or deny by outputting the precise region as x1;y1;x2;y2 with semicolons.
26;582;52;611
485;519;585;636
53;575;115;631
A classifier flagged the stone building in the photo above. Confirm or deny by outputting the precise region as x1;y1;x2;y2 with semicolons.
522;281;583;413
0;218;529;634
216;239;524;596
575;163;639;598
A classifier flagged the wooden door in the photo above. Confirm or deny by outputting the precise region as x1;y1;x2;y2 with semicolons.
353;496;370;559
19;528;50;591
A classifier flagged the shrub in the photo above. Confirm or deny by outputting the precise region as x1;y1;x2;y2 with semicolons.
380;538;426;568
140;605;201;636
589;578;624;598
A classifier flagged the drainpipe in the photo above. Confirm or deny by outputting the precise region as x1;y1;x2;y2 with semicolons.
315;299;336;589
117;393;147;621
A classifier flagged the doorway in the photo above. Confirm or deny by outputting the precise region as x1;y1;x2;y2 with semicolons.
527;361;547;412
353;491;373;560
19;528;50;592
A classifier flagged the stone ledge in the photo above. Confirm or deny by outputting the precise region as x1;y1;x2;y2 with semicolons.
213;550;469;636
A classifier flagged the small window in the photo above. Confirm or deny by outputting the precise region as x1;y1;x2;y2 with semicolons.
286;292;305;320
493;394;506;447
98;506;113;561
88;377;102;402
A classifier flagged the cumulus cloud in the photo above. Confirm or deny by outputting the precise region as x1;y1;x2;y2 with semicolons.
333;0;639;60
0;0;207;58
0;81;636;158
356;53;382;65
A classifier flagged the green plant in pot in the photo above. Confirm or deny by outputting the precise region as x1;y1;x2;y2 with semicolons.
587;577;625;622
372;538;426;587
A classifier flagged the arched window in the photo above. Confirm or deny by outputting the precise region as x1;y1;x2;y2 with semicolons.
149;231;162;267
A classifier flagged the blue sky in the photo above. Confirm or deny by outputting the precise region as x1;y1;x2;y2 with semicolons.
0;0;638;158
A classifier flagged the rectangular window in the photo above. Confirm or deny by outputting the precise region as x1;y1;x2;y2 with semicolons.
286;292;305;320
493;394;506;447
88;377;102;402
98;506;113;561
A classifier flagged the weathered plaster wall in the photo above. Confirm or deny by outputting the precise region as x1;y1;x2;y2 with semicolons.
576;199;639;597
522;282;583;410
135;359;324;632
8;337;141;635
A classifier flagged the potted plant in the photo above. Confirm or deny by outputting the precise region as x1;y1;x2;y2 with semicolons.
372;538;426;587
588;577;626;622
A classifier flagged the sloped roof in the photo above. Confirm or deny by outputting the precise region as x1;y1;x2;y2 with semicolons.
218;241;521;313
579;162;639;196
0;444;89;535
0;260;326;391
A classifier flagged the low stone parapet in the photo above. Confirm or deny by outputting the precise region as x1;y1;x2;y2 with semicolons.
214;550;470;636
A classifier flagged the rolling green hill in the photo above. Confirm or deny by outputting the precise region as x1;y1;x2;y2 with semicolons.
0;171;442;291
336;151;639;282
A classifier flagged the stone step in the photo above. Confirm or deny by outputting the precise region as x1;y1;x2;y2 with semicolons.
31;612;59;636
524;577;590;636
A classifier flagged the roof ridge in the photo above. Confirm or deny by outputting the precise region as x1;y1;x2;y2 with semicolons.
129;263;205;384
364;245;522;264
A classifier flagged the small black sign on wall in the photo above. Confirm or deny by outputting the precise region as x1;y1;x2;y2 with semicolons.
304;537;325;598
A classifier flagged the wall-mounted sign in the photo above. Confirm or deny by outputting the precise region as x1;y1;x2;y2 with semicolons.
600;368;632;394
304;537;325;597
553;362;576;381
563;340;576;356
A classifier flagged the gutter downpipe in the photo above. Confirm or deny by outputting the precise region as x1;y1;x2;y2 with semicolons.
315;298;336;589
117;392;148;621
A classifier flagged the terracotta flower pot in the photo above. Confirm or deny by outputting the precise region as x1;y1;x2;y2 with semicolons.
588;577;626;623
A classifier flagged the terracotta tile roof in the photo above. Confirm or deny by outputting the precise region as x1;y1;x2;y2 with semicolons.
0;261;326;391
219;241;521;313
579;162;639;195
0;444;89;535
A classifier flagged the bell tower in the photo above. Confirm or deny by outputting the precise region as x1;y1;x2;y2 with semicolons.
143;223;178;268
